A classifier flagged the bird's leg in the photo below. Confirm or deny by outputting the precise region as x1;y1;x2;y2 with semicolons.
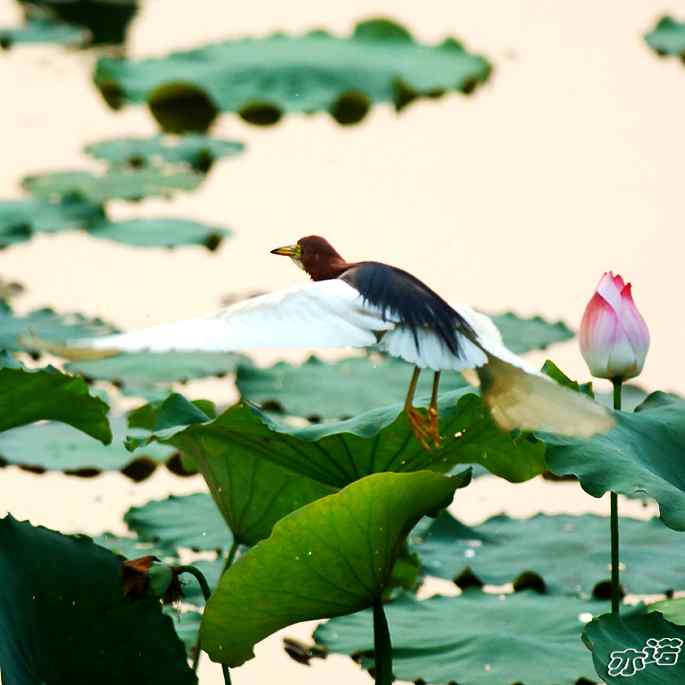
427;371;442;448
404;367;432;450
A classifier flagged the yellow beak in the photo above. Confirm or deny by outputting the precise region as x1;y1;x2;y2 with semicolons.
270;244;301;258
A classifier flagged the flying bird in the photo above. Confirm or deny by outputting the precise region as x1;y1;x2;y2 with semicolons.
65;236;613;448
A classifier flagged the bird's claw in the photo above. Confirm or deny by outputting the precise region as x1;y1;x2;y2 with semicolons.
406;406;441;451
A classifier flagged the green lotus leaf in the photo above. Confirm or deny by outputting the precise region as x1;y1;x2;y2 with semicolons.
490;312;574;354
93;532;166;560
85;134;244;172
22;168;202;203
236;354;468;420
93;18;491;131
316;590;600;685
124;493;232;553
0;415;171;473
142;388;542;544
645;16;685;57
0;197;105;247
0;18;86;49
200;471;461;666
85;217;231;249
583;606;685;683
542;392;685;531
412;511;685;596
0;301;114;353
0;516;195;685
0;364;110;442
648;598;685;627
18;0;139;46
67;350;242;399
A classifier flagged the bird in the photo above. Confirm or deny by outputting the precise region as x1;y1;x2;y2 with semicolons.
61;235;613;448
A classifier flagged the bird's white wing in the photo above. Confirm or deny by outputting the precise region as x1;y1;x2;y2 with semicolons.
70;280;395;353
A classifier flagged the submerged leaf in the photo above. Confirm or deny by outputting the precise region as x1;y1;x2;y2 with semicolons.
316;591;600;685
94;18;491;130
0;516;195;685
200;471;461;666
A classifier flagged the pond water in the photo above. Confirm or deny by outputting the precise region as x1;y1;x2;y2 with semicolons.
0;1;679;682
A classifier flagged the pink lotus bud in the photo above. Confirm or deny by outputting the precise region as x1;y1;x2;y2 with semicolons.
579;272;650;380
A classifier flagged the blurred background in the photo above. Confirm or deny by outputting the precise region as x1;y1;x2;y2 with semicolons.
0;2;682;683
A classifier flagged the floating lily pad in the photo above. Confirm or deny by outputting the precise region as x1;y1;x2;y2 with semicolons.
0;516;195;685
94;18;491;131
0;18;86;49
85;135;244;172
0;198;105;247
583;607;685;683
490;312;574;354
542;392;685;531
316;591;600;685
166;609;203;660
0;416;171;473
85;217;231;249
0;302;114;353
67;350;242;399
649;598;685;627
93;532;165;560
18;0;139;46
141;389;542;544
22;168;202;203
412;511;685;596
0;365;111;442
645;16;685;57
236;355;468;419
201;471;462;666
124;493;232;553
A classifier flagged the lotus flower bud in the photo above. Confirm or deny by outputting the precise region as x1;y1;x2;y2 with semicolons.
579;272;650;380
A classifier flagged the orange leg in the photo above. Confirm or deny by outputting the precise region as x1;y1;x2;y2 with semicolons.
404;367;441;450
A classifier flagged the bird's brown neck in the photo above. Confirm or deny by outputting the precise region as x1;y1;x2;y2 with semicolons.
303;256;356;282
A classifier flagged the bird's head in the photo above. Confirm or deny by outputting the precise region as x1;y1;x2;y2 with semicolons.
270;236;348;281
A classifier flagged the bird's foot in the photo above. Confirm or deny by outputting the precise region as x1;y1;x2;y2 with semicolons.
406;406;441;451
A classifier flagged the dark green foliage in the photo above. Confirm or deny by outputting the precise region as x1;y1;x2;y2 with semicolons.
201;471;462;665
0;516;195;685
542;392;685;531
0;364;110;441
583;607;685;683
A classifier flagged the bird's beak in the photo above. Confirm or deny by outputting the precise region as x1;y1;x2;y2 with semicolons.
270;244;301;258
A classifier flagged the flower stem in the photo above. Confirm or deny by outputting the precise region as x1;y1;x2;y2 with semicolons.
372;597;394;685
222;539;240;576
610;377;623;614
177;564;232;685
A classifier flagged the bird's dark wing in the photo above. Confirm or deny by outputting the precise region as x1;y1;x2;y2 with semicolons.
340;261;476;358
